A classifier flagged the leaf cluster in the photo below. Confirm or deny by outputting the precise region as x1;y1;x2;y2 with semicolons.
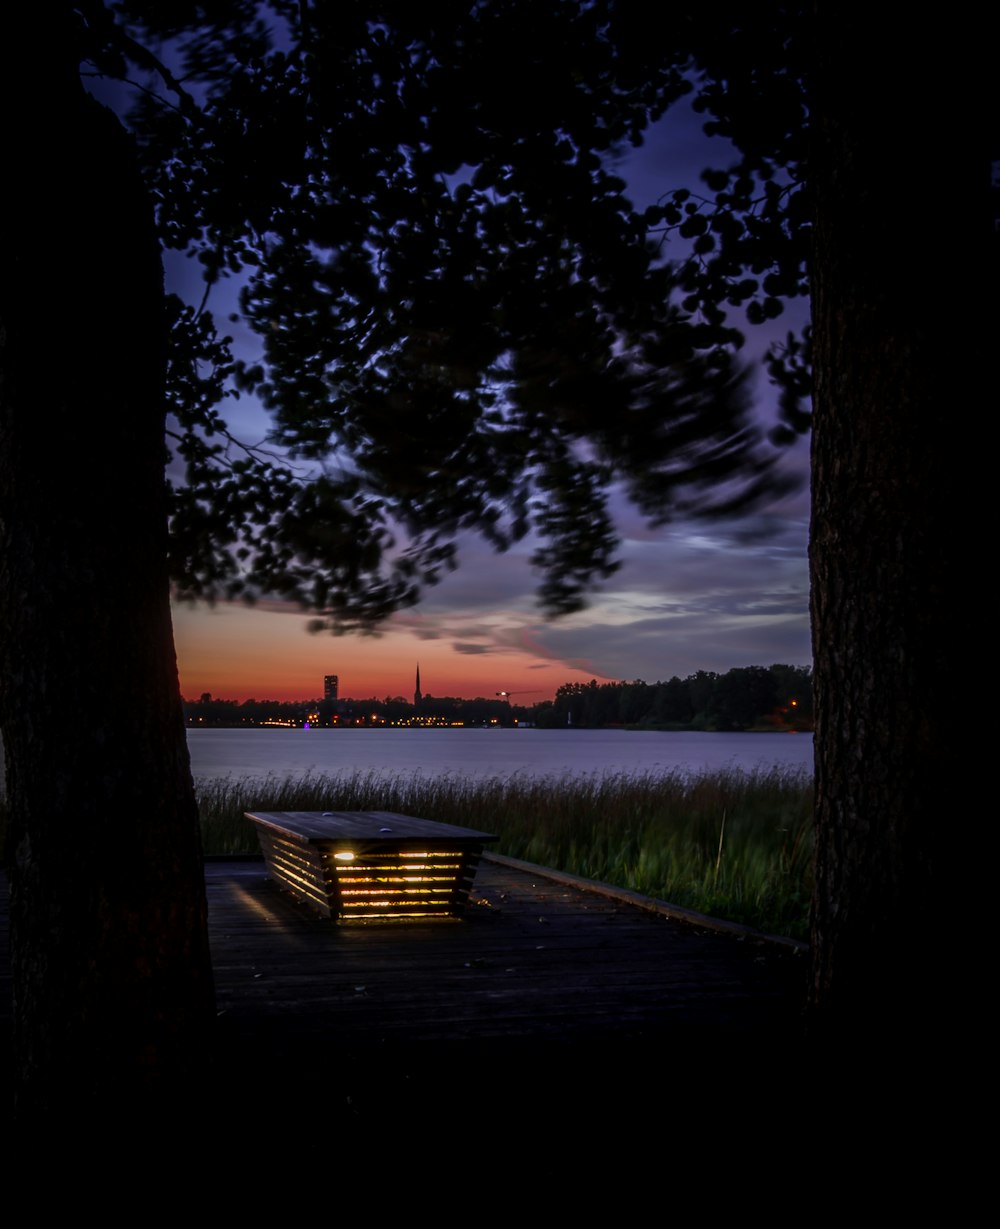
642;4;813;439
87;1;803;627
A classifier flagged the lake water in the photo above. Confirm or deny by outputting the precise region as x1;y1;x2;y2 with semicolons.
186;727;813;783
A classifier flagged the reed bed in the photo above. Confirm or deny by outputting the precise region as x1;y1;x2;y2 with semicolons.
198;766;814;939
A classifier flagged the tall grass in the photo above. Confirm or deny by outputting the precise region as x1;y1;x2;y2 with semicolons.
199;766;814;939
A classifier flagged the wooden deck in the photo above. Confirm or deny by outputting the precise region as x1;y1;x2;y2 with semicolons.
208;853;805;1050
3;858;971;1182
1;855;809;1144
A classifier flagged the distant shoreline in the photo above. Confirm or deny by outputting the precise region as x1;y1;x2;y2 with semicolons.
186;723;813;733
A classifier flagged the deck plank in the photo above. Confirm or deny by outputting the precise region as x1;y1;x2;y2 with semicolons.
205;855;805;1046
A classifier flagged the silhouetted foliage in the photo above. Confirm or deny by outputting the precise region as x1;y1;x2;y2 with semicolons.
107;1;800;624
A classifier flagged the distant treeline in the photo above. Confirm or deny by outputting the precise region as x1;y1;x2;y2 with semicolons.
184;663;812;732
533;665;812;732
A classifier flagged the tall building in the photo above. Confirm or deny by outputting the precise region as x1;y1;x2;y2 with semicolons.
324;674;339;702
414;664;422;708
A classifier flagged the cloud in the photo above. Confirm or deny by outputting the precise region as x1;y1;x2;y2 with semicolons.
181;464;812;697
534;605;812;682
361;501;812;686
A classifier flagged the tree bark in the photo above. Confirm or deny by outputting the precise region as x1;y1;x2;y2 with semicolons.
808;9;986;1047
0;18;215;1120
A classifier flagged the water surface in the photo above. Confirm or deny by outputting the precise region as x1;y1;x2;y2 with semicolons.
187;727;813;783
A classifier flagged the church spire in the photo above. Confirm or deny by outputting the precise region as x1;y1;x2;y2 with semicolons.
414;663;422;709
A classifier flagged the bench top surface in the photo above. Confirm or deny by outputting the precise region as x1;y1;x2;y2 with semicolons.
245;810;497;844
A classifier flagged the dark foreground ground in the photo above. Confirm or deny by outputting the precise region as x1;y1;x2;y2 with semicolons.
2;857;812;1145
1;857;975;1197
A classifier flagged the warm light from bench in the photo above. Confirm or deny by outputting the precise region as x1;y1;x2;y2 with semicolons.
332;848;468;917
246;810;495;920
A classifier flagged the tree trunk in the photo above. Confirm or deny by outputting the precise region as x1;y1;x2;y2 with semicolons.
808;10;985;1048
0;21;215;1121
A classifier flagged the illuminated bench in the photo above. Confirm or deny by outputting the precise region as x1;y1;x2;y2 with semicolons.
244;810;497;921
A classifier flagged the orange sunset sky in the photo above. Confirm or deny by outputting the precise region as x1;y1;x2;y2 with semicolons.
171;599;609;703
